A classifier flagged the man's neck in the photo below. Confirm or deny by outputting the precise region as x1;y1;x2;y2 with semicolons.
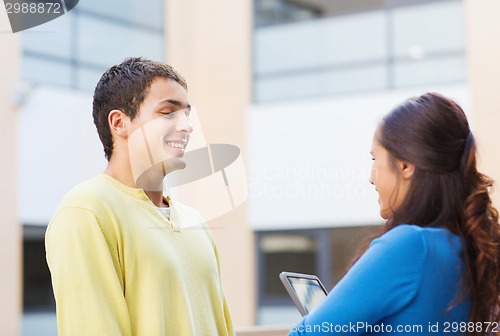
104;164;136;188
144;190;167;208
105;159;166;207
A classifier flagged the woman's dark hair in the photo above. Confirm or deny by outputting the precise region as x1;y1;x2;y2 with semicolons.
370;92;500;333
92;57;188;161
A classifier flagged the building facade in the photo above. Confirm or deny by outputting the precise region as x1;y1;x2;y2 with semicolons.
1;0;499;334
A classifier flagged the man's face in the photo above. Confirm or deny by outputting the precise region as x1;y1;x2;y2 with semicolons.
127;77;192;184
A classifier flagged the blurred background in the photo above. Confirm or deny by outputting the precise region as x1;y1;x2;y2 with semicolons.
1;0;499;335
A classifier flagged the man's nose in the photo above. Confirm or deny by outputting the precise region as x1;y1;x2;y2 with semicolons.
178;112;193;133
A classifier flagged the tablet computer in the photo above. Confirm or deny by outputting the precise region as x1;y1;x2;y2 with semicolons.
279;271;329;316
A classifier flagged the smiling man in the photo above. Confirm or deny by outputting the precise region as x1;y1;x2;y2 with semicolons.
45;57;234;336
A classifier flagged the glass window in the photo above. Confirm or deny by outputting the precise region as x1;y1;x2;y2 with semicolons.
77;15;163;69
253;0;465;102
76;67;105;92
255;72;327;102
254;9;388;102
391;1;464;59
77;0;163;30
319;11;387;66
23;225;58;335
20;0;164;91
329;226;381;284
322;64;388;95
22;56;72;87
260;233;318;300
255;64;387;102
23;225;55;312
254;11;387;75
394;55;466;87
255;0;386;27
256;225;382;325
21;13;72;59
257;225;382;303
255;0;321;27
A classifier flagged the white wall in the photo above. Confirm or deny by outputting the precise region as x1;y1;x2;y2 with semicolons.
18;86;106;225
247;84;470;230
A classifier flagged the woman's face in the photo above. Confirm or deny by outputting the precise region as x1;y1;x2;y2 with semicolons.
369;132;413;219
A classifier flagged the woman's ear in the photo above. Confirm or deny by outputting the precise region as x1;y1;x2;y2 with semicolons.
399;161;415;180
108;110;129;138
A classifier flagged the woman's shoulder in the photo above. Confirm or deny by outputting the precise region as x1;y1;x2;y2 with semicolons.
372;224;425;247
379;224;457;240
372;224;461;258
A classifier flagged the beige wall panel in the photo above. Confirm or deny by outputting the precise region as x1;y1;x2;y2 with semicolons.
465;0;500;207
166;0;255;327
0;10;22;336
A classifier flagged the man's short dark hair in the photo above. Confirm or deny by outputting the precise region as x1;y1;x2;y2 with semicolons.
92;57;188;161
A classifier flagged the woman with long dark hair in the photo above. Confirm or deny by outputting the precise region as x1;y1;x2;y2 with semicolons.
289;92;500;335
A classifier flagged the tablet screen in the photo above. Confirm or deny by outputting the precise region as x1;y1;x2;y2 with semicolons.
280;272;328;316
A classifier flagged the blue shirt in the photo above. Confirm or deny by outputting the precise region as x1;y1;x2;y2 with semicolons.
289;225;470;335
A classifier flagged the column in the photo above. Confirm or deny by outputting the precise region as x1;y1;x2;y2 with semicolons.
465;0;500;207
0;9;22;336
166;0;255;327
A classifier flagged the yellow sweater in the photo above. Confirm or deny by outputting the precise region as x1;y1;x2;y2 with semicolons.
45;174;234;336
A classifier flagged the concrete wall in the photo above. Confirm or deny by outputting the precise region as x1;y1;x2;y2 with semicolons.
248;84;470;230
166;0;256;327
465;0;500;208
0;9;22;336
18;87;106;224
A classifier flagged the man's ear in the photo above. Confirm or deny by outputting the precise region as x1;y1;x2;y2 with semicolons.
108;110;129;138
399;160;415;180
